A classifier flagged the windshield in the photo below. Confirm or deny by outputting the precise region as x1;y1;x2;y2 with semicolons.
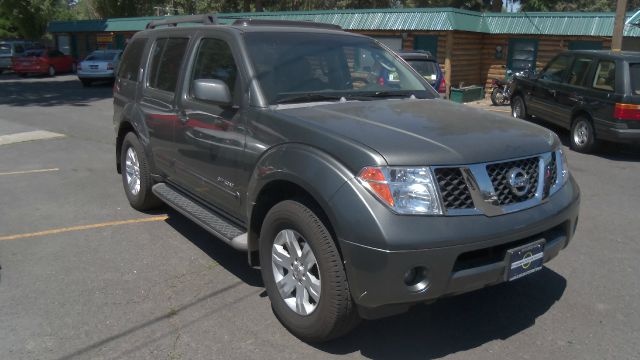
86;52;118;61
405;60;439;84
0;44;10;55
243;32;433;104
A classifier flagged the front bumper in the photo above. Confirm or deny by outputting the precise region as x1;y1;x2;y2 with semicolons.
330;176;580;318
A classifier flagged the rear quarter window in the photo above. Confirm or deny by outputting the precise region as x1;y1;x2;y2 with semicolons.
629;64;640;95
117;38;148;82
592;60;616;92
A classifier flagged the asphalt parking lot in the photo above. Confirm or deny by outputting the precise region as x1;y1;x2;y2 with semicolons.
0;74;639;360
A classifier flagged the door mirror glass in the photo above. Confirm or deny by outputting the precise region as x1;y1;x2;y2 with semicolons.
192;79;232;106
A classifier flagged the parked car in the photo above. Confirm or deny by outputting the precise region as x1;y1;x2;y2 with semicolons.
13;49;76;77
0;40;29;73
77;49;123;86
511;50;640;153
397;50;446;94
114;16;580;342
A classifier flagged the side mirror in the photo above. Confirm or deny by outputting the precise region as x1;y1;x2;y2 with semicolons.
192;79;232;106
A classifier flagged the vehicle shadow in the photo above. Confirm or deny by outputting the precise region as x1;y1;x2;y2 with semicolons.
527;116;640;162
315;268;565;359
0;76;113;107
161;208;263;288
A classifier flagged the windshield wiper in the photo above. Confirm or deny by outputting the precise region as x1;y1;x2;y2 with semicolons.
350;91;415;99
274;93;345;104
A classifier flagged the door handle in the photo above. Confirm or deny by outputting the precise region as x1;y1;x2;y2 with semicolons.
569;95;584;103
178;111;188;123
549;89;557;97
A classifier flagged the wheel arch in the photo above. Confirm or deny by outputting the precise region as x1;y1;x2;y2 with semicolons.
115;120;136;174
245;144;355;267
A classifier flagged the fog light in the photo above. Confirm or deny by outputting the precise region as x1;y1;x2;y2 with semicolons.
402;266;429;292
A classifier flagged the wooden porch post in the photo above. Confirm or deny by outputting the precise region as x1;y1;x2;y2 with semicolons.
444;31;453;99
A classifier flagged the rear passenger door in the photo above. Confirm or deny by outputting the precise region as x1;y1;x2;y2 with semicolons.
139;37;190;177
554;56;594;128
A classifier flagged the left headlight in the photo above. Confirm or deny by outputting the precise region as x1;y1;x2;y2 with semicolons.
357;166;443;215
556;149;570;186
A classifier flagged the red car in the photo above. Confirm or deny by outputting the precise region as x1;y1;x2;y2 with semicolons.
13;49;76;77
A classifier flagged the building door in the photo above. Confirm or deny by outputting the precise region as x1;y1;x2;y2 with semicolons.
414;35;438;57
57;34;71;55
507;38;538;75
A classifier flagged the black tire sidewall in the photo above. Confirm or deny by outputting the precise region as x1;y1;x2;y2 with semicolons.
491;88;500;106
259;200;352;341
512;96;526;119
120;132;159;210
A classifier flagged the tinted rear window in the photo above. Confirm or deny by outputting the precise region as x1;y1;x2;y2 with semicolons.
86;52;118;61
405;60;439;82
148;38;189;93
630;64;640;95
117;38;147;82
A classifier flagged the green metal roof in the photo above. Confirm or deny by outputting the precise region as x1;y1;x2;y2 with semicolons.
47;8;640;37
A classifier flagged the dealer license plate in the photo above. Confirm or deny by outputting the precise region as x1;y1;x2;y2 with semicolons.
505;239;545;281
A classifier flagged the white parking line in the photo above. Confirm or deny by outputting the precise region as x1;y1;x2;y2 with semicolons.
0;168;59;176
0;130;65;146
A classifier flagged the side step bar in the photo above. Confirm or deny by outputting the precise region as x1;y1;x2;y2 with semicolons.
152;183;248;251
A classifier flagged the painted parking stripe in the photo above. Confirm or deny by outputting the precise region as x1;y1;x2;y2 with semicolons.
0;168;59;176
0;216;169;241
0;130;65;146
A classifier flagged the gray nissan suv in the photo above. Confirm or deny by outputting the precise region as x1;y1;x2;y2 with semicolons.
113;15;580;342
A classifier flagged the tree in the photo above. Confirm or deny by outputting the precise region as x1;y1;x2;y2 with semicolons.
520;0;640;12
0;0;75;39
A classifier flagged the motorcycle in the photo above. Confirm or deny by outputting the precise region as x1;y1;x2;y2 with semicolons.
490;69;531;106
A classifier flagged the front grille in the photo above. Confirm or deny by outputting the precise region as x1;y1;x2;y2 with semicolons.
434;168;474;209
486;157;539;205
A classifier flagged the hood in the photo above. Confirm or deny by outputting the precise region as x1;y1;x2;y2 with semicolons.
276;99;558;166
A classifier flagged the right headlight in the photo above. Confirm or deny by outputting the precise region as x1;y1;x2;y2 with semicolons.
357;166;443;215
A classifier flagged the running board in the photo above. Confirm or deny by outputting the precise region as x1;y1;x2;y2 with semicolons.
152;183;248;251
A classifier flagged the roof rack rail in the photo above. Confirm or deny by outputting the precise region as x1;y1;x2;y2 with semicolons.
230;18;342;30
146;13;218;29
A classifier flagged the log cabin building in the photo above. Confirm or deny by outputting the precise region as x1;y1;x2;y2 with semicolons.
48;8;640;97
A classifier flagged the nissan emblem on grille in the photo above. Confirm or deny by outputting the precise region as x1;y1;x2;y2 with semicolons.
506;167;530;196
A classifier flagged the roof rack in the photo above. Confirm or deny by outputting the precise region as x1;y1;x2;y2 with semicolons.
230;18;342;30
146;13;217;29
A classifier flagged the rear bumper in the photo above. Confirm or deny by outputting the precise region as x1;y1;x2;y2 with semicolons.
599;127;640;143
330;176;580;318
78;70;115;79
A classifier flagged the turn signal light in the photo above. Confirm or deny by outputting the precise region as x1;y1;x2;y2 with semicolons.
358;167;394;206
613;103;640;121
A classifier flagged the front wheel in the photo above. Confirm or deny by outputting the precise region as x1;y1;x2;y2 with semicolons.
120;132;162;210
48;65;56;77
259;200;359;342
491;87;504;106
571;117;599;153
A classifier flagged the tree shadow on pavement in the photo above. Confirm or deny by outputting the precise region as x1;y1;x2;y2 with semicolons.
0;77;113;107
316;268;566;359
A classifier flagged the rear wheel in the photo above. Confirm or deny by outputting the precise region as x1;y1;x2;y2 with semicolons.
511;95;528;119
260;200;359;342
120;132;162;210
491;88;503;106
48;65;56;77
571;116;598;153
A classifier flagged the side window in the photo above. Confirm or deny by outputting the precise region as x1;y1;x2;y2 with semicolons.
148;38;189;93
117;38;147;82
191;38;238;96
14;45;24;53
540;55;571;83
592;61;616;92
566;57;593;86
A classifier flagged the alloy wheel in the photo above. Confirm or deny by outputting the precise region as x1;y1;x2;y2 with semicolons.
573;120;589;146
271;229;321;316
124;147;141;196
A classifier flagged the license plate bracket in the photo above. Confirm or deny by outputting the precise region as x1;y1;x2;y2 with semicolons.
505;239;545;281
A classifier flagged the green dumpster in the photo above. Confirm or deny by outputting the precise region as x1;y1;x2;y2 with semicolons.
450;86;485;103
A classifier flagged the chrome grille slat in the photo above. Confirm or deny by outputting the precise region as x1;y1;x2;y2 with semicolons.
486;157;539;205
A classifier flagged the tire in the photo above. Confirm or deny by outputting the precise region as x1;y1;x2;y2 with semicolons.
490;88;502;106
259;200;360;342
570;116;599;153
48;65;56;77
120;132;162;210
81;79;92;87
511;95;528;119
